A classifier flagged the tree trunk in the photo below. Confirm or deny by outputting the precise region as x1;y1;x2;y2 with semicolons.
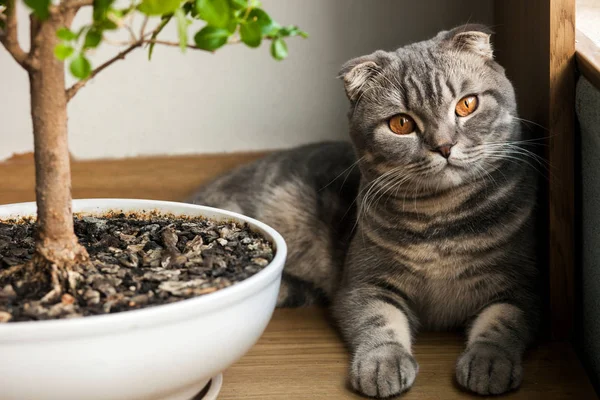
28;15;88;271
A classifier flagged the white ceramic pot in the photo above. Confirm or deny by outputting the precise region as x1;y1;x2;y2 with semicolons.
0;199;287;400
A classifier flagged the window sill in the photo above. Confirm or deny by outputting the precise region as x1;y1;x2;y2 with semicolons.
576;30;600;90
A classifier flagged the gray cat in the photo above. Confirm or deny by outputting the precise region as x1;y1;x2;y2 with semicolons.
190;24;540;398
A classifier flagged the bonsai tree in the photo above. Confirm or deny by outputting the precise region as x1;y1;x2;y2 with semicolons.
0;0;305;300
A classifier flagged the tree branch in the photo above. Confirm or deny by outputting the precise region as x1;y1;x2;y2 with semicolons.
126;24;137;42
60;0;94;11
66;24;243;101
57;0;89;31
143;39;205;50
140;16;149;39
0;0;30;70
26;14;43;70
66;41;143;102
109;37;240;49
58;0;92;34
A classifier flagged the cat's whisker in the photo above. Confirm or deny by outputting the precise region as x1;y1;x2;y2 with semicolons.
465;145;538;160
467;142;553;175
484;158;510;184
483;153;549;178
346;161;421;233
359;162;431;222
357;165;405;226
484;146;551;170
363;167;413;218
487;137;552;145
319;155;365;192
510;116;549;131
379;173;418;210
473;161;498;188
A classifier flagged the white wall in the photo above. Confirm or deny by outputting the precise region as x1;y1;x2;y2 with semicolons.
0;0;493;160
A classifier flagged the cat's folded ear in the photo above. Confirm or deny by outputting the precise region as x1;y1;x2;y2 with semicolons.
338;50;391;102
444;24;494;59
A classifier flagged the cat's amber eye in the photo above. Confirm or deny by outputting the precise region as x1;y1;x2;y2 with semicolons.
389;114;416;135
455;95;479;117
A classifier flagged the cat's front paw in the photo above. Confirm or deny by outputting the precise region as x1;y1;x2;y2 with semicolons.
350;343;418;398
456;342;522;395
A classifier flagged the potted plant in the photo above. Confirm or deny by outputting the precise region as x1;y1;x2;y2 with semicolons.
0;1;301;398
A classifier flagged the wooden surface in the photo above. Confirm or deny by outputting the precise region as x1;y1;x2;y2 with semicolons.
0;154;595;399
0;152;266;205
576;29;600;90
494;0;577;340
220;308;597;400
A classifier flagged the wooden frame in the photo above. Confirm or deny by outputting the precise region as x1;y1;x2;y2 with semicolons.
494;0;576;340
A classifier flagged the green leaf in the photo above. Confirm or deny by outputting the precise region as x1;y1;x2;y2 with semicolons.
54;43;74;61
196;0;231;28
110;5;136;19
193;26;229;51
138;0;181;16
69;54;92;79
96;18;118;31
240;21;261;48
226;18;239;33
264;21;280;36
183;1;199;17
270;37;287;60
246;8;272;34
0;19;5;31
57;28;78;41
229;0;246;10
93;0;114;21
148;15;172;60
23;0;50;20
84;29;103;49
280;25;308;38
174;8;188;52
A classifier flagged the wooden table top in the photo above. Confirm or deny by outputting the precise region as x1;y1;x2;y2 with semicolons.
220;308;597;400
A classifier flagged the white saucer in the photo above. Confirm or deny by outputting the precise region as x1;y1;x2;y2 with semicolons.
195;374;223;400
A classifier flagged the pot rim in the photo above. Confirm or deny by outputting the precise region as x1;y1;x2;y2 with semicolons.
0;199;287;341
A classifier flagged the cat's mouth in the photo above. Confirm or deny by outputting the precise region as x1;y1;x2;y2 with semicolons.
444;159;467;169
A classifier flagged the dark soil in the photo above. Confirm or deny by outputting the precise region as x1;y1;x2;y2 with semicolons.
0;213;274;323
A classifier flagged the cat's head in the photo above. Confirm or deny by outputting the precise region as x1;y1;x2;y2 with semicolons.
340;24;519;192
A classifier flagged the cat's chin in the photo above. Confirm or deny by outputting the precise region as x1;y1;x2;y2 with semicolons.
427;166;467;191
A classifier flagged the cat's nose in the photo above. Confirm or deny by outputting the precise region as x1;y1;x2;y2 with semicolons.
434;143;454;159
